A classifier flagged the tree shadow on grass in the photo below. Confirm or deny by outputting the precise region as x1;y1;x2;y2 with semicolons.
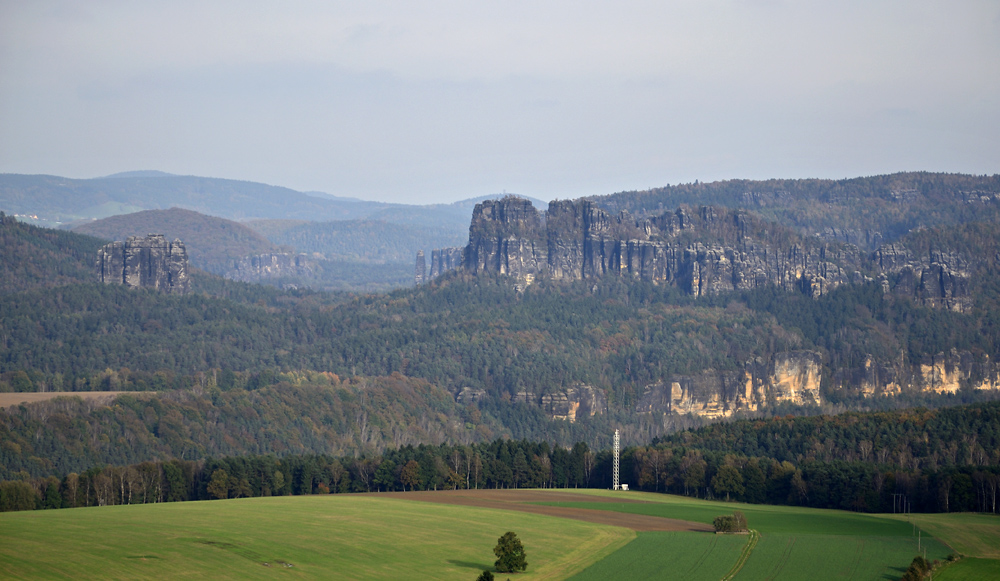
882;565;908;579
448;559;492;571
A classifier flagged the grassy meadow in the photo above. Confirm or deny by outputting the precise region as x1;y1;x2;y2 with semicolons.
0;494;633;580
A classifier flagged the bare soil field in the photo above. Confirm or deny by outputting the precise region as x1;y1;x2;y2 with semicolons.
0;391;145;409
368;489;714;532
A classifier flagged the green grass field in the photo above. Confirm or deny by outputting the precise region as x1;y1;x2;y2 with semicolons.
888;512;1000;559
570;531;746;581
0;495;633;580
885;512;1000;581
2;490;996;580
542;490;964;580
934;557;1000;580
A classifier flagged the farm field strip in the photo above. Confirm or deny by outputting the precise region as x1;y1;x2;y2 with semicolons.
535;499;916;537
935;557;1000;580
534;490;970;580
377;489;713;532
0;391;147;409
735;533;950;580
569;531;746;581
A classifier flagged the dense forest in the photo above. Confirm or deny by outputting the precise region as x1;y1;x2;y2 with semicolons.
3;402;997;515
3;258;999;403
593;172;1000;248
0;213;106;292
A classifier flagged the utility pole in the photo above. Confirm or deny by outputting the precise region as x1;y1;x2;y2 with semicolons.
613;429;620;491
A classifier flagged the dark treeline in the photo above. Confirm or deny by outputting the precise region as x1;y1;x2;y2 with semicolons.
0;440;597;512
3;403;998;515
654;401;1000;467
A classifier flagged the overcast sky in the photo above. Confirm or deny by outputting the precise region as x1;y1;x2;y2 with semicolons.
1;1;998;204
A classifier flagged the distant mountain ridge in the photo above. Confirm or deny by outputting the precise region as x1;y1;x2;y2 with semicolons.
101;170;178;179
0;173;392;226
0;172;548;232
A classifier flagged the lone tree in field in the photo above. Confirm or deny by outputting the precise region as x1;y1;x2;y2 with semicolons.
713;511;749;533
493;531;527;573
476;570;495;581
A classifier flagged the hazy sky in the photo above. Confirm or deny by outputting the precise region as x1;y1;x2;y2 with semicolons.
1;1;998;204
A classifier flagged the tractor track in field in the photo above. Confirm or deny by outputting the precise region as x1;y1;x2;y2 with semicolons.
362;489;714;532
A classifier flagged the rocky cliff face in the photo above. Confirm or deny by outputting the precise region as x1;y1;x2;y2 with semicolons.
414;250;426;286
464;197;548;280
96;234;189;294
873;244;972;312
833;348;1000;397
429;196;975;307
628;348;1000;420
634;351;823;419
429;247;464;280
817;227;885;251
449;196;868;298
226;253;315;283
455;384;607;423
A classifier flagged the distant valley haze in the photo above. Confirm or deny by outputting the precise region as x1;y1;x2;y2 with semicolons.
1;2;997;205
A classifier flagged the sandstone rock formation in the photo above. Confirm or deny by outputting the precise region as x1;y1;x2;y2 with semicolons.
226;253;315;283
817;227;885;251
456;384;607;423
628;348;999;420
873;243;971;312
96;234;189;294
832;348;1000;397
634;351;823;419
539;385;608;422
427;196;975;307
414;250;426;285
430;247;464;279
442;196;866;298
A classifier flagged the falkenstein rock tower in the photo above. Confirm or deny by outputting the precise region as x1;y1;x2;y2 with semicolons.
96;234;190;294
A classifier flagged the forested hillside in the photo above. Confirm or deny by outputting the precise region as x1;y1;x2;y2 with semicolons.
0;213;106;292
0;373;504;480
3;263;998;401
592;172;1000;249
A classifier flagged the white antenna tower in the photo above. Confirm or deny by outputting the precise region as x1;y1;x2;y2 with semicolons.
613;429;620;491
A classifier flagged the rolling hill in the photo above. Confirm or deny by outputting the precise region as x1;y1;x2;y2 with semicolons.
72;208;279;274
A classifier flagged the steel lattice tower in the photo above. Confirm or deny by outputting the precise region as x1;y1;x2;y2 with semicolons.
613;429;620;491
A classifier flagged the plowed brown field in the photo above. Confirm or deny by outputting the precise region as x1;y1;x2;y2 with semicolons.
365;489;713;532
0;391;148;409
